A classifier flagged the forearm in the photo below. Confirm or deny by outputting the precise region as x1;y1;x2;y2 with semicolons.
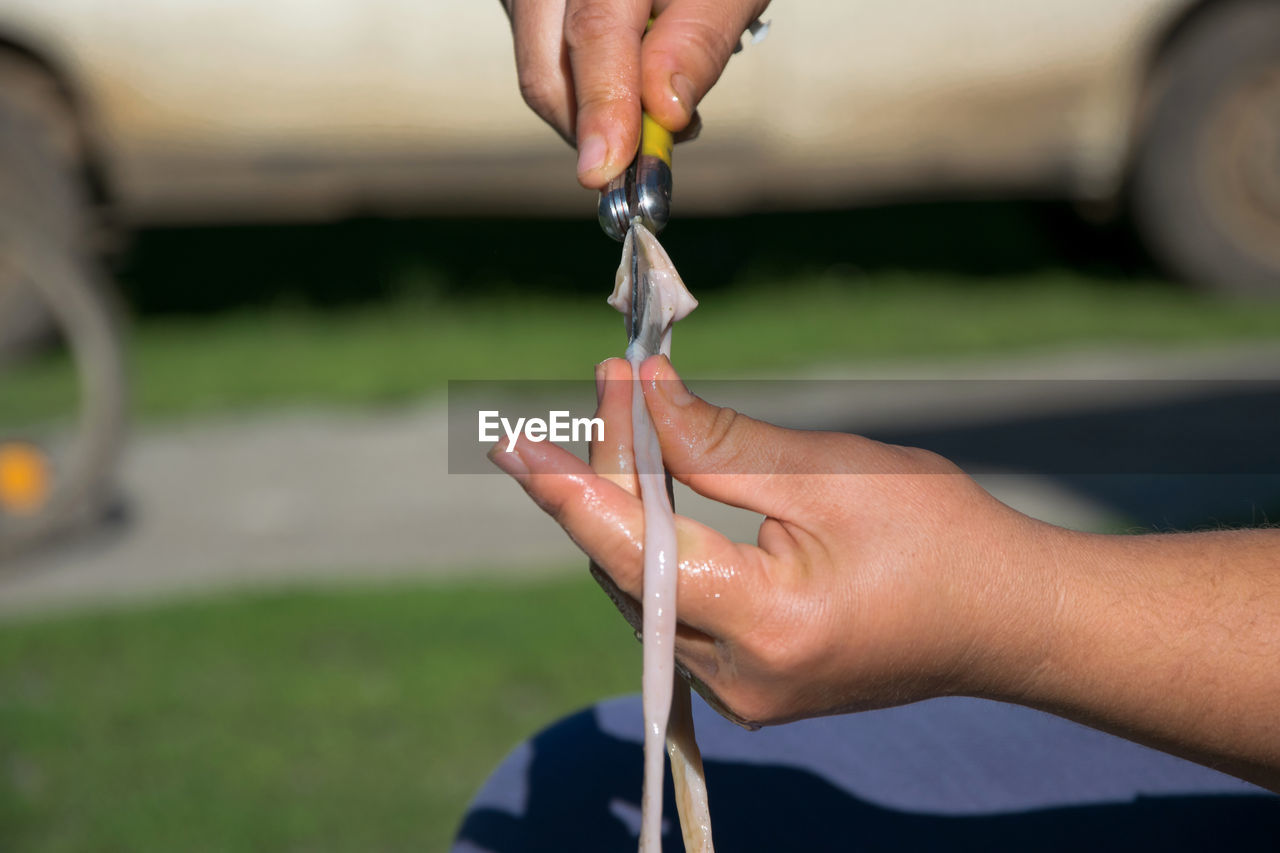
994;525;1280;791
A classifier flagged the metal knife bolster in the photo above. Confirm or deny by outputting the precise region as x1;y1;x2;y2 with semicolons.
598;115;674;242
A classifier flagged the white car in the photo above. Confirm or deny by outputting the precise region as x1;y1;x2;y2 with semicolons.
0;0;1277;293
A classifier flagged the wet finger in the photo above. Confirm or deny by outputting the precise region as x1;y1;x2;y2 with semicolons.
589;357;638;496
492;435;770;633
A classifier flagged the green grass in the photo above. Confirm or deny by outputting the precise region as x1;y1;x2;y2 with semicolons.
6;272;1280;427
0;574;638;852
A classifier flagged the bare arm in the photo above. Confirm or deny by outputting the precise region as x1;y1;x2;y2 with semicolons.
1006;527;1280;790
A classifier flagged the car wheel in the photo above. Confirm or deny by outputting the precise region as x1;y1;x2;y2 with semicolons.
1130;0;1280;297
0;72;127;560
0;54;87;355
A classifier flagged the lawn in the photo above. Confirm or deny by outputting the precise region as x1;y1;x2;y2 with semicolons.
0;574;638;852
6;272;1280;427
4;211;1280;853
7;205;1280;426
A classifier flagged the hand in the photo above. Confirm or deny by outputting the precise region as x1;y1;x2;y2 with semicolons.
489;357;1280;789
488;356;1060;726
501;0;771;188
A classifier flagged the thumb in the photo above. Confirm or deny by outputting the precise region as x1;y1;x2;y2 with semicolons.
637;355;839;518
641;0;770;132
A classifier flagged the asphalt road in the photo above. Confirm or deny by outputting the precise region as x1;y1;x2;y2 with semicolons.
2;342;1278;616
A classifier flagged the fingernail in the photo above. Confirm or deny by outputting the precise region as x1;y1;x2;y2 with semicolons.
595;360;608;402
577;134;608;176
488;444;529;477
669;73;697;114
655;364;695;407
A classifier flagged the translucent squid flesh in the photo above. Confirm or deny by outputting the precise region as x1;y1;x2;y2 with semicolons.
607;223;713;853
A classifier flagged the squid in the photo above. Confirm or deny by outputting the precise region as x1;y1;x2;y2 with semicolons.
596;222;712;852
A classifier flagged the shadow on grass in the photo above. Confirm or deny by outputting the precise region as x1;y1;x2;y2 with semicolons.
115;201;1158;315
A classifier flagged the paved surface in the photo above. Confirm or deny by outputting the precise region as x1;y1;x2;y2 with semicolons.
2;342;1278;616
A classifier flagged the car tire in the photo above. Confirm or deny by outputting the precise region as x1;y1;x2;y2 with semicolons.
1129;0;1280;298
0;53;88;355
0;70;127;560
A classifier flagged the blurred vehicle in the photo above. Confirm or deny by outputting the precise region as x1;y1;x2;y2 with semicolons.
1;93;125;559
0;0;1278;293
1;0;1276;555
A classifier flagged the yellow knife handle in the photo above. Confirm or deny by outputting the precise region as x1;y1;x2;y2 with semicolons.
640;113;674;166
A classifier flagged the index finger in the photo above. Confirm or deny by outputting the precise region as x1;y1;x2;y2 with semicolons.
494;434;772;636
